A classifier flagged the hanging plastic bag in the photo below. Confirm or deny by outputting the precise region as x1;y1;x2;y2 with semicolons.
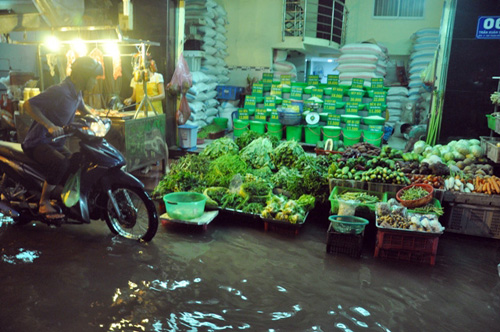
166;52;193;96
61;169;81;207
176;93;191;125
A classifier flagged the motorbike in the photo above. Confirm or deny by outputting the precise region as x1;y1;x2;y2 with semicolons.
0;115;159;242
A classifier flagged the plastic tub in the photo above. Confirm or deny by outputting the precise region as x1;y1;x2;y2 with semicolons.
362;115;385;125
278;110;302;126
305;125;321;144
363;130;384;147
267;122;283;139
163;192;207;220
213;117;228;129
322;126;341;141
286;125;303;141
250;120;266;134
342;129;362;146
328;215;369;235
233;119;249;137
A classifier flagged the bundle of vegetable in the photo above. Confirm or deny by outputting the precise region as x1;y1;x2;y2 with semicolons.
338;192;379;205
201;137;239;160
235;130;262;150
205;154;247;187
203;187;229;207
239;174;273;204
271;140;305;169
261;194;315;224
152;154;210;198
239;137;275;169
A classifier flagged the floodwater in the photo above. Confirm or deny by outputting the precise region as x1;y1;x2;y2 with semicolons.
1;204;499;332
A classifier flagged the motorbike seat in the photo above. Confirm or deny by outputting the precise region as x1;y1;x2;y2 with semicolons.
0;141;40;166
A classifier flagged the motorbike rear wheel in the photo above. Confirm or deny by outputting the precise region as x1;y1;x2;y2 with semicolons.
104;185;158;242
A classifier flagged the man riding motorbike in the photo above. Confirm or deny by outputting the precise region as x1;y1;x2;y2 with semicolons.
21;56;103;220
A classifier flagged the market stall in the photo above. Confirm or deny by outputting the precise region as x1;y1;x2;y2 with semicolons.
5;26;167;172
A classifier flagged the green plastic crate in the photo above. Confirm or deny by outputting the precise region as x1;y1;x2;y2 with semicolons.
329;186;388;214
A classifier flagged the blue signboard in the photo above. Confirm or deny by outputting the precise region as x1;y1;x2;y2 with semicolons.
476;16;500;39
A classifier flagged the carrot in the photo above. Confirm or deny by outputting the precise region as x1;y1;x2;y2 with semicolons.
490;177;500;194
485;183;492;195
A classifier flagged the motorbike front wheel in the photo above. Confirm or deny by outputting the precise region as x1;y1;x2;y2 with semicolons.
104;185;158;242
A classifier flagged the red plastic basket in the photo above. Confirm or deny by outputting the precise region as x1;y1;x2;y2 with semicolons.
374;227;440;265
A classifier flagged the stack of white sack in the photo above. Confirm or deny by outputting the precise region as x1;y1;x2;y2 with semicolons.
385;86;409;127
407;28;439;102
219;100;239;130
337;42;389;87
407;28;439;125
184;0;229;128
272;50;297;81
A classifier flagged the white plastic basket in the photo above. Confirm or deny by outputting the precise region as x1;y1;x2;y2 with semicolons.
183;51;204;72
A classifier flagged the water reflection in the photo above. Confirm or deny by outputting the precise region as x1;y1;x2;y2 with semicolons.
1;214;500;331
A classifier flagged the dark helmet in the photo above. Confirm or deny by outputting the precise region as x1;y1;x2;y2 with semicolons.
70;56;103;84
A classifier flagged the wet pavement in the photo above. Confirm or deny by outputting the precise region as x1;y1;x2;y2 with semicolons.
1;194;500;332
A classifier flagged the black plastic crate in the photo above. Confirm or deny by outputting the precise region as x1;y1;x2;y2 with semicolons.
326;224;364;258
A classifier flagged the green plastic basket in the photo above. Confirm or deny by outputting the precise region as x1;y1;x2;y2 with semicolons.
328;215;369;235
329;186;387;213
163;192;207;220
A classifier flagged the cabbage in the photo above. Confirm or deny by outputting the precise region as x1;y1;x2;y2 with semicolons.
470;145;483;158
469;139;480;146
428;155;443;165
453;151;465;160
413;140;427;154
439;145;451;155
448;140;457;148
443;152;455;162
455;143;470;156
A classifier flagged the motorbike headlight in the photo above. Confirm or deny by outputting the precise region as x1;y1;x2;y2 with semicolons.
90;118;111;137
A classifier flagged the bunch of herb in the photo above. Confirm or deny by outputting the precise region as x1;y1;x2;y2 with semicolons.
247;165;273;180
201;137;239;160
205;154;248;187
239;137;275;169
220;192;248;210
239;173;273;204
242;202;266;214
262;134;281;148
203;187;229;207
271;140;305;169
270;167;302;194
152;171;206;198
152;154;210;198
235;130;262;149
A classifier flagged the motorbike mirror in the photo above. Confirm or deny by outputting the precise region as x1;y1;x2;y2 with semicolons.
108;96;120;110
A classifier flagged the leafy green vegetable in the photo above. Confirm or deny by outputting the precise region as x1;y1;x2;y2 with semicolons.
239;137;275;169
203;187;229;207
272;140;305;169
242;202;265;214
197;123;225;139
235;130;262;149
206;154;247;187
152;154;210;198
201;137;239;160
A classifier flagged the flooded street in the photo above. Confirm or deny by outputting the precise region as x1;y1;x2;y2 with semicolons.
1;204;499;332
